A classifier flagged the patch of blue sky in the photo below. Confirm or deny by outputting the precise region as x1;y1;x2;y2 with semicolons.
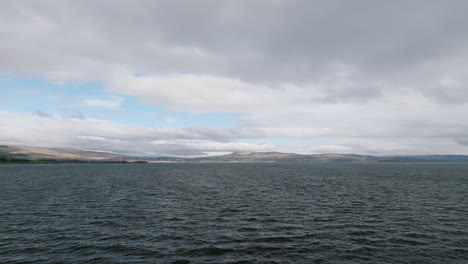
0;76;107;115
0;76;244;127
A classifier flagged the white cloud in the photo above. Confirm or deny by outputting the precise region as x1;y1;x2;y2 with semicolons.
77;135;107;141
106;72;288;112
1;110;468;156
2;2;468;154
163;116;178;124
82;96;124;108
153;140;277;152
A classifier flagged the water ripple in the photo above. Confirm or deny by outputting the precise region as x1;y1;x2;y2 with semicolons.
0;162;467;263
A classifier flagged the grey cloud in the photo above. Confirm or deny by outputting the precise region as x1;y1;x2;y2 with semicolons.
2;1;468;155
33;109;53;118
69;110;85;120
2;0;468;104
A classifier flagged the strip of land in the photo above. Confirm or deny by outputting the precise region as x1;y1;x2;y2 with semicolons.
1;145;468;164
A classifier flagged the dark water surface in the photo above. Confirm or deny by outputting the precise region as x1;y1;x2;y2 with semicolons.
0;163;467;263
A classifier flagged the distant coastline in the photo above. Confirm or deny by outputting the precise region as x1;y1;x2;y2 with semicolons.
2;145;468;164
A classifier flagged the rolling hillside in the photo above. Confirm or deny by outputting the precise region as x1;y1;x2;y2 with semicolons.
0;145;127;162
2;146;468;163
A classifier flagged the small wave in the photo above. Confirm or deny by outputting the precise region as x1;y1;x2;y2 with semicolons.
252;236;296;243
182;247;235;256
347;230;377;236
237;227;258;232
170;260;191;264
388;237;430;246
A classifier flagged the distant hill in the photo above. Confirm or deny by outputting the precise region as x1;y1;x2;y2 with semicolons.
0;145;127;163
377;155;468;162
1;146;468;163
191;152;379;163
191;152;468;163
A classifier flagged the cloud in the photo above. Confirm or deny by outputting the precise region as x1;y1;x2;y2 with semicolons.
69;110;86;120
107;72;287;112
0;111;280;156
163;116;178;124
33;109;54;118
1;1;468;107
82;96;124;108
1;110;468;156
2;1;468;154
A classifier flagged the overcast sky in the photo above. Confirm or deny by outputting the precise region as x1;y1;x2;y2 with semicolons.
1;0;468;156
